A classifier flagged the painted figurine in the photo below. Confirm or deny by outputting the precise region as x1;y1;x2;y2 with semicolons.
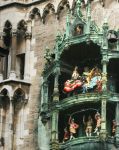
63;127;69;142
82;67;102;93
68;117;79;140
64;66;82;93
83;115;93;137
94;112;101;135
112;120;117;137
72;66;80;80
76;25;82;35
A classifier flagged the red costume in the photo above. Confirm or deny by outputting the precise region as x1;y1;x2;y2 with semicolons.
63;127;69;142
64;80;82;92
69;117;79;140
64;66;82;93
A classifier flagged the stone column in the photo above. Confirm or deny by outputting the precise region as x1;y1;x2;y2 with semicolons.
0;106;3;137
51;110;59;150
100;97;107;140
20;101;26;139
115;102;119;147
0;57;3;81
24;20;32;81
42;81;48;110
9;29;17;79
101;55;108;91
0;32;5;48
9;99;14;150
53;72;59;102
0;33;4;81
51;69;60;150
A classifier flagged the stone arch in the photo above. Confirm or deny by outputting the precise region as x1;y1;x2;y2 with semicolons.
29;7;41;20
57;0;70;19
17;20;27;32
3;20;12;30
13;88;26;144
17;20;27;42
13;88;25;102
0;88;10;148
13;88;27;110
0;88;10;110
3;20;12;47
17;20;27;41
0;85;13;97
0;88;9;97
42;3;55;24
16;20;27;79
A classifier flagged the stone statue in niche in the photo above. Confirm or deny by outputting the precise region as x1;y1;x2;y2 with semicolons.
75;25;83;35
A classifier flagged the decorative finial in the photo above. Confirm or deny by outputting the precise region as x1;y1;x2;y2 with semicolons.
76;0;82;18
66;11;70;38
86;0;91;20
44;47;51;62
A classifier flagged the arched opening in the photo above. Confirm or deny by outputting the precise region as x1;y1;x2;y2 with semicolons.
16;20;27;79
48;74;55;103
0;89;10;148
29;7;42;27
57;0;70;20
106;102;116;137
2;20;12;79
107;58;119;93
3;20;12;47
42;3;55;24
29;8;41;20
59;42;102;100
13;88;26;148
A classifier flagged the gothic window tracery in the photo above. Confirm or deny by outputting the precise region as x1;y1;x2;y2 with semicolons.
57;0;70;20
0;89;10;148
29;8;41;20
42;3;55;24
13;88;26;141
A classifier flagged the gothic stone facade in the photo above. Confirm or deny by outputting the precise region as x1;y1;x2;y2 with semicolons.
0;0;119;150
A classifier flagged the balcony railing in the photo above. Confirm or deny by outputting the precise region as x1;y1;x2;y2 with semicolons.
59;136;115;150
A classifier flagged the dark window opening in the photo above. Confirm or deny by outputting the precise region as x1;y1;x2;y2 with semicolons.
107;58;119;93
48;74;55;103
106;103;116;137
0;55;8;80
3;56;8;79
17;54;25;80
108;30;118;51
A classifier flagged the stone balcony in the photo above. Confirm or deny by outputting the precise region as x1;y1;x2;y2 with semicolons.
50;92;119;111
59;136;115;150
0;78;31;98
